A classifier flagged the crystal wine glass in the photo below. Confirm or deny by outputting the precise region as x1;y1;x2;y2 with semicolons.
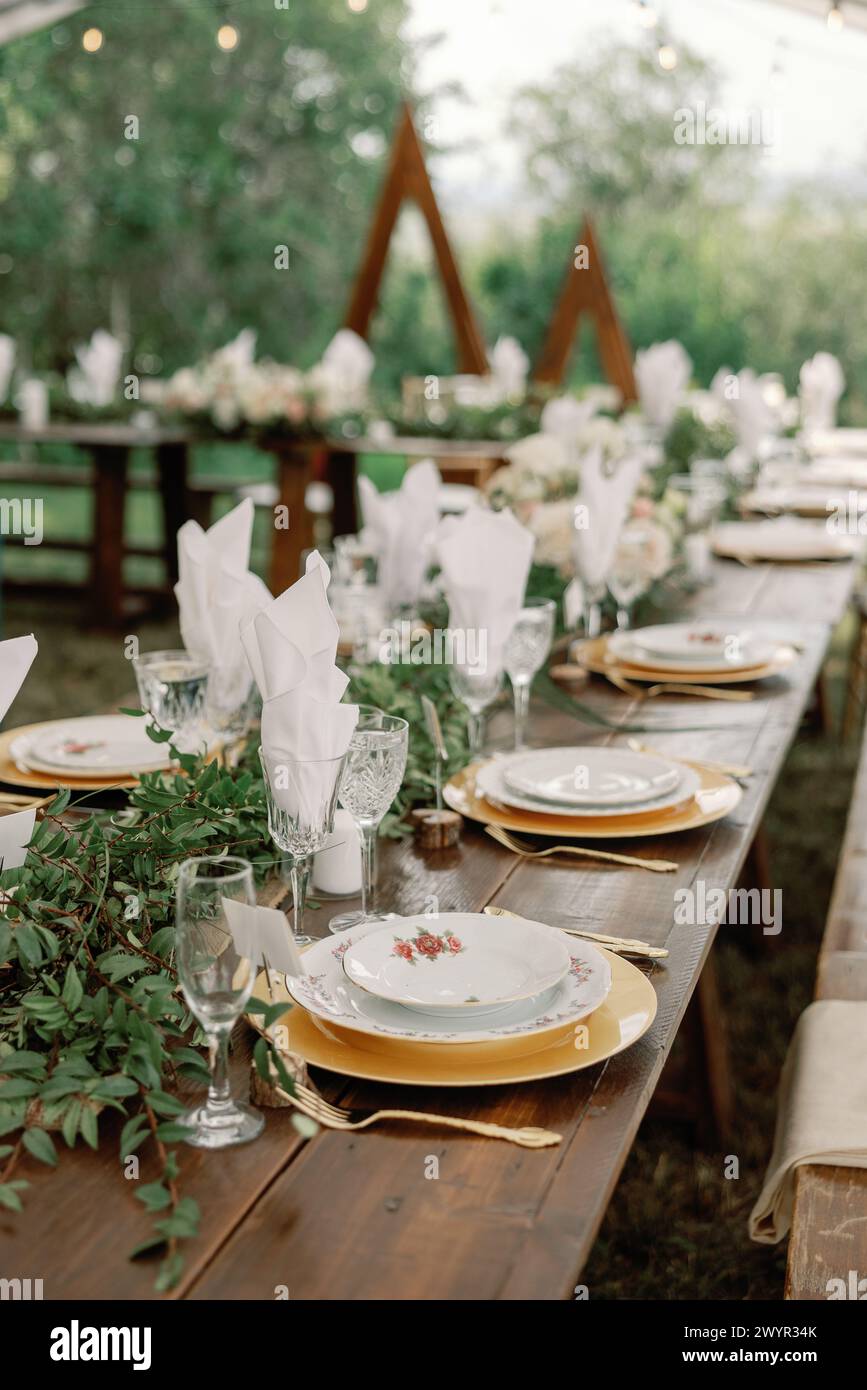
133;649;210;754
329;707;409;934
608;526;655;630
504;598;556;751
259;747;348;947
205;665;256;763
175;855;263;1149
449;660;503;759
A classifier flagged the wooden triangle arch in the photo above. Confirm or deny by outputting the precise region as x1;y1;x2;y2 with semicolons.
533;218;637;402
344;102;488;375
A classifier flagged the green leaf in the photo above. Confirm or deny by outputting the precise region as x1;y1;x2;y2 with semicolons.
145;1089;186;1117
0;1077;39;1100
79;1105;99;1150
22;1128;58;1166
62;1099;82;1148
118;707;147;717
119;1113;150;1158
0;1184;24;1213
0;1050;47;1075
135;1181;172;1212
155;1249;185;1293
129;1235;167;1260
62;963;84;1013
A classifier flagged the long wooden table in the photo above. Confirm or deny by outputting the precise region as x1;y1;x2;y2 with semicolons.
0;556;858;1300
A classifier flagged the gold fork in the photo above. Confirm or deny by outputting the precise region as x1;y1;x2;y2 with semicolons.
277;1078;562;1149
483;904;668;958
626;738;753;781
485;823;678;873
606;670;754;702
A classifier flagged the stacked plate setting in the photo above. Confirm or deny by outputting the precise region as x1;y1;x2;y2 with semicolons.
605;620;783;678
283;912;613;1060
8;715;172;783
475;745;701;822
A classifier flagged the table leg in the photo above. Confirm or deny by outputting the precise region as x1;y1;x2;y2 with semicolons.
268;443;315;594
156;441;190;586
326;446;358;537
90;444;129;626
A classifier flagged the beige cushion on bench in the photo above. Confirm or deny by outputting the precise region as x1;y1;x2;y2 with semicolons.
750;999;867;1244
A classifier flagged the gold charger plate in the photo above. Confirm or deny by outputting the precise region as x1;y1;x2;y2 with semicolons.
444;759;741;840
0;722;141;792
573;635;797;685
250;949;657;1086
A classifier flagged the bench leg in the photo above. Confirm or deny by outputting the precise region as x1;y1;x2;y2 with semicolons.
842;605;867;740
326;447;358;537
269;444;315;594
156;441;190;587
651;955;735;1147
90;444;129;626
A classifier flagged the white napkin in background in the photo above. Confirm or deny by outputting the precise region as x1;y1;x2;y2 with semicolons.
749;1000;867;1244
436;507;535;676
67;329;124;408
358;459;441;612
539;395;599;441
572;446;643;590
175;498;271;710
0;633;38;872
713;367;774;459
0;335;15;404
309;329;374;416
488;335;529;401
634;340;692;430
241;551;358;818
221;897;305;978
799;352;845;432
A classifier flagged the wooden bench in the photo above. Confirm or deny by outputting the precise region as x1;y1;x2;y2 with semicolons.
785;733;867;1299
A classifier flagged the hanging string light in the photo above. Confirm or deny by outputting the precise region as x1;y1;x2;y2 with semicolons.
81;27;103;53
827;4;844;31
657;42;678;71
348;0;370;12
216;23;239;51
633;1;659;28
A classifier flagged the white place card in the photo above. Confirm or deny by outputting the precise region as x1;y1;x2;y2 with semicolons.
221;897;305;978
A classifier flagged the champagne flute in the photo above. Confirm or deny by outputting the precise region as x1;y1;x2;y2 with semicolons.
329;707;409;933
259;748;348;946
504;598;556;751
175;855;263;1149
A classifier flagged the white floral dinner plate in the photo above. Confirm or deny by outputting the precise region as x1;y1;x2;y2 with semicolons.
285;918;612;1049
341;912;570;1016
614;621;774;668
607;630;777;674
502;746;680;809
741;485;867;519
14;716;171;776
475;755;700;819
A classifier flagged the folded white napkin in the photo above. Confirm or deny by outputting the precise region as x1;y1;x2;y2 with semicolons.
800;352;845;432
0;335;15;404
0;633;38;872
540;395;599;441
175;498;271;710
222;897;305;977
436;507;534;676
750;1000;867;1244
713;367;774;458
635;340;692;430
358;459;441;612
242;552;358;818
67;329;123;408
572;446;643;589
309;329;374;416
489;335;529;401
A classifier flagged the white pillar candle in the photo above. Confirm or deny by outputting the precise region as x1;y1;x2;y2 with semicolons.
312;809;362;896
685;532;711;584
18;378;49;429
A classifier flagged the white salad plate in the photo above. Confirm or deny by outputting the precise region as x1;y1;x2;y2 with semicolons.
502;746;680;809
12;715;171;777
741;485;867;518
803;428;867;457
285;917;612;1047
475;752;700;819
341;912;570;1016
804;457;867;488
712;519;859;563
607;625;777;673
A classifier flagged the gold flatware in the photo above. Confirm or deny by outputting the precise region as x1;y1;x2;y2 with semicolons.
626;738;753;780
606;671;754;702
277;1078;562;1149
0;791;54;811
484;905;668;959
485;823;678;873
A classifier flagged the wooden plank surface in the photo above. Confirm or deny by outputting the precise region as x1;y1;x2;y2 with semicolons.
0;555;857;1300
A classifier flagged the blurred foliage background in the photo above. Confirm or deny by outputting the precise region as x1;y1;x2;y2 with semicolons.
1;2;866;416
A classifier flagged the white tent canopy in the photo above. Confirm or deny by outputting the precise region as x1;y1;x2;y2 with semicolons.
0;0;85;46
765;0;867;31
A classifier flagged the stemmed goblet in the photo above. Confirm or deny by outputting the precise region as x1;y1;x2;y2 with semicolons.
448;660;503;760
133;648;210;754
608;526;655;630
175;855;263;1149
503;598;556;751
259;748;348;947
329;707;409;934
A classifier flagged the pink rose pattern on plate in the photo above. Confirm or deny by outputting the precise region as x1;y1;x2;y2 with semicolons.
390;927;464;966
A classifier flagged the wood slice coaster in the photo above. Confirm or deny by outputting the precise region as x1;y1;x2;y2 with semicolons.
410;807;463;848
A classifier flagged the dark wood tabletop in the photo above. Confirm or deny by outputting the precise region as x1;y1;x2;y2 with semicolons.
0;554;858;1300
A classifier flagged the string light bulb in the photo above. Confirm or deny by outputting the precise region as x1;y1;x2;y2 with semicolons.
81;27;103;53
634;1;659;27
348;0;369;12
827;4;844;30
216;24;239;51
657;43;678;71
